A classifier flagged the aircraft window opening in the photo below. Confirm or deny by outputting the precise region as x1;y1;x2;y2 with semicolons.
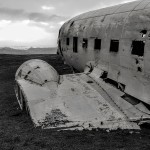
73;37;78;53
94;39;101;50
131;41;145;56
100;71;108;79
140;30;147;38
82;38;88;49
137;67;142;72
66;38;69;45
110;40;119;52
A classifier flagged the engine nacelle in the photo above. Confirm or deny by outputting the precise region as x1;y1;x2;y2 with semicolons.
15;59;59;86
15;59;59;110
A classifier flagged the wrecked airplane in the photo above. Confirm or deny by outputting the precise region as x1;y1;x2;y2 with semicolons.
15;0;150;130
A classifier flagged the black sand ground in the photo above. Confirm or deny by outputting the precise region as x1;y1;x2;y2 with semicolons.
0;54;150;150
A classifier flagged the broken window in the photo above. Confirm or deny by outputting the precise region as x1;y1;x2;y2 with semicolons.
104;78;126;92
131;41;145;56
100;71;108;79
110;40;119;52
66;38;69;45
140;30;147;38
82;38;88;49
94;39;101;50
73;37;78;53
121;94;140;105
137;66;142;72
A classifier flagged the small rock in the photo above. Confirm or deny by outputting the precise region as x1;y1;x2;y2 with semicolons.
129;131;133;134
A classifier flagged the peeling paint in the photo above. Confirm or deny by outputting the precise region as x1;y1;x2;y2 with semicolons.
14;0;150;130
14;60;150;130
58;0;150;106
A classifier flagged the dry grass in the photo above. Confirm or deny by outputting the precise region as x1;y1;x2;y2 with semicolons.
0;54;150;150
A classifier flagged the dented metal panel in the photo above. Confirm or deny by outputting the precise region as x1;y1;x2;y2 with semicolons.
14;0;150;130
134;0;150;10
144;1;150;8
89;67;150;120
58;0;150;107
115;1;141;13
17;76;135;129
15;60;150;130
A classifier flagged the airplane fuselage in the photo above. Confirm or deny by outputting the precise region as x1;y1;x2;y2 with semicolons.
57;0;150;105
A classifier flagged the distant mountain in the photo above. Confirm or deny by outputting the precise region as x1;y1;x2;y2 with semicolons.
27;47;57;54
0;47;57;55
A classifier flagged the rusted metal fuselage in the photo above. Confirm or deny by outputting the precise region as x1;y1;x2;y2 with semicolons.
58;0;150;105
15;0;150;130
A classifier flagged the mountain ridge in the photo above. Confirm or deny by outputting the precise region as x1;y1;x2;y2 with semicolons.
0;47;57;54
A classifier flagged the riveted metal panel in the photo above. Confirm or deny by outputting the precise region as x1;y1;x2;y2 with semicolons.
91;4;122;17
122;9;150;39
144;1;150;8
58;0;150;106
128;9;150;23
134;0;150;10
104;12;129;24
115;0;141;13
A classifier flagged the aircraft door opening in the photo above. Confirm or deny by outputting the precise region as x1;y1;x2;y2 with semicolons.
94;39;101;63
73;37;78;53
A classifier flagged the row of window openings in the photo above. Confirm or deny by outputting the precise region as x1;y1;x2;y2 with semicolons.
66;38;101;52
66;37;145;56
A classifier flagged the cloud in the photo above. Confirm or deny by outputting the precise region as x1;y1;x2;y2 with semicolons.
0;21;50;42
0;20;12;28
0;7;25;15
0;0;136;47
0;7;67;21
28;12;67;23
42;6;55;10
40;22;49;26
27;20;59;34
0;7;68;34
0;7;27;20
58;21;65;25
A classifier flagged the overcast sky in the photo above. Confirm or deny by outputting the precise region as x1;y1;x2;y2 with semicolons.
0;0;136;48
